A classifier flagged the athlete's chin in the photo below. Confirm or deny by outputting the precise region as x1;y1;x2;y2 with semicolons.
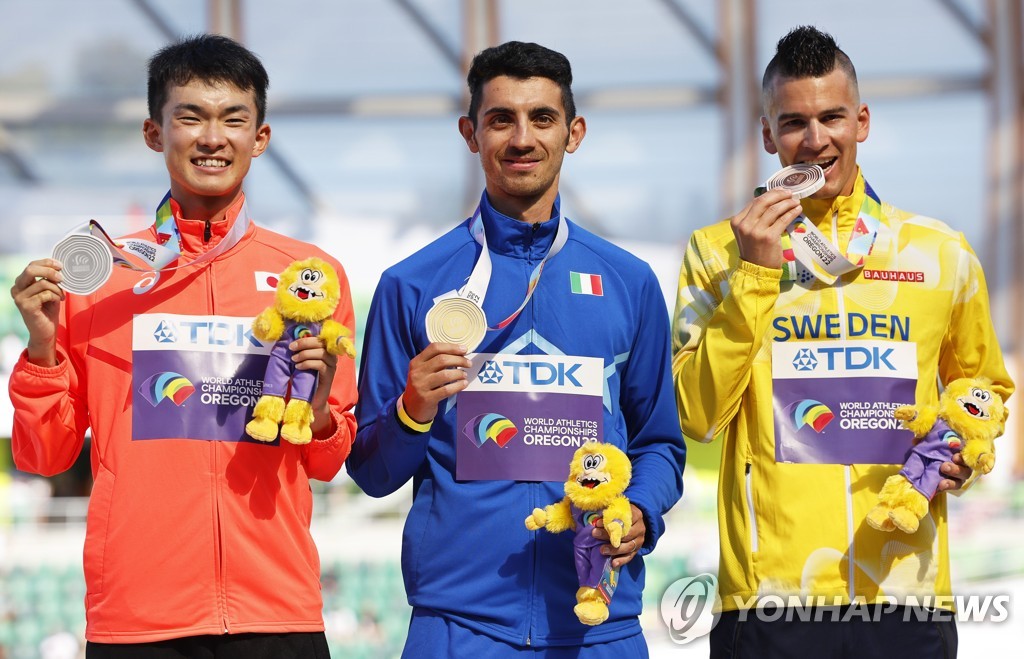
182;178;244;200
494;177;555;200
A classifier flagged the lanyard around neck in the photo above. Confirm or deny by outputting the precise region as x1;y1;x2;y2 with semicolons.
424;198;568;351
91;190;251;274
462;202;568;330
781;181;882;284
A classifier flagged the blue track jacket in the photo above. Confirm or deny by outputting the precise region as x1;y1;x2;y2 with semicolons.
348;193;685;647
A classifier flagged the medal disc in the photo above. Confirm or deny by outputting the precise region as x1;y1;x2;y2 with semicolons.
52;233;113;295
765;164;825;199
425;297;487;352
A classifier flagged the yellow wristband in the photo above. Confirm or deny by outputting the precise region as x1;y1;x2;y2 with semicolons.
396;396;433;433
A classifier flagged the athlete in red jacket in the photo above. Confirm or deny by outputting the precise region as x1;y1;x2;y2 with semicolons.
8;35;354;659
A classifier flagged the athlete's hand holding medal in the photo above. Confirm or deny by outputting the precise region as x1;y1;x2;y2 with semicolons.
731;163;824;269
10;222;134;367
10;220;119;366
397;298;484;428
403;200;569;430
400;342;473;430
10;257;65;367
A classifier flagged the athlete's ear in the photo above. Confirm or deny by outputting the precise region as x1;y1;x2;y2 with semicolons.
565;116;586;154
856;103;870;144
459;116;479;153
143;118;163;153
251;123;271;158
761;116;778;155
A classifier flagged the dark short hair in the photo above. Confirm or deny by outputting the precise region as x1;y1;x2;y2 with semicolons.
466;41;576;125
762;26;858;99
147;34;269;125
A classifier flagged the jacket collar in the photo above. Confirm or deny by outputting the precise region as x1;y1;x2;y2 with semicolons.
801;168;866;228
168;193;247;256
477;191;560;259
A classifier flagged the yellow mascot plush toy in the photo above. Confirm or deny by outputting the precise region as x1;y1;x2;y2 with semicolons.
244;257;355;445
866;377;1006;534
524;442;632;626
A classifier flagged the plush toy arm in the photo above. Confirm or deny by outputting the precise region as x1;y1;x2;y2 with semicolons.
252;307;285;342
524;499;574;534
960;437;996;474
893;405;917;422
895;405;939;438
319;320;356;359
602;496;633;548
525;508;546;531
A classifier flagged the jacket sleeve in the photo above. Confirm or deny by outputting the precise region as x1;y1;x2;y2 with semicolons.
671;231;782;442
939;236;1014;401
621;268;687;553
9;305;90;477
302;258;359;482
345;270;432;497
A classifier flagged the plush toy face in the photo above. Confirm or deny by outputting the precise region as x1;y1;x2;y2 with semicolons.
939;377;1006;442
274;257;341;323
564;442;631;508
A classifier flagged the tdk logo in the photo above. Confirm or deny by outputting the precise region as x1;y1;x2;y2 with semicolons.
792;348;817;371
478;360;503;384
498;360;583;387
792;346;897;371
153;320;177;343
171;320;262;348
819;346;897;370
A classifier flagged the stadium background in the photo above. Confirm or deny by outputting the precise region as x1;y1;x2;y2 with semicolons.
1;1;1023;657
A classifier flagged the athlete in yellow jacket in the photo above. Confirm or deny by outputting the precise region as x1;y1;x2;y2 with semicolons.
672;26;1012;659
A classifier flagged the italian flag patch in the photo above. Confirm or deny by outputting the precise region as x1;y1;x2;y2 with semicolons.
570;271;603;296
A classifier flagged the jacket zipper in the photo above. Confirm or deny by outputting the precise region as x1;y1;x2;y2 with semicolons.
212;441;229;632
831;209;856;601
204;219;212;243
526;482;537;647
206;261;228;631
744;463;759;552
525;224;541;648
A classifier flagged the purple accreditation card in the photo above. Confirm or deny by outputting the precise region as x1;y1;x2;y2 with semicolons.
772;340;918;464
456;353;604;481
131;313;275;443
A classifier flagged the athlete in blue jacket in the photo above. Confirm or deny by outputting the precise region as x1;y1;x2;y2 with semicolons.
347;41;685;657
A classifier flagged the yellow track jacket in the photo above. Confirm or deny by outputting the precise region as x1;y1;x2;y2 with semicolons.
672;171;1013;611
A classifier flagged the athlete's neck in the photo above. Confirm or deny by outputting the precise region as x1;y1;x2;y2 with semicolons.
171;187;244;223
484;186;559;225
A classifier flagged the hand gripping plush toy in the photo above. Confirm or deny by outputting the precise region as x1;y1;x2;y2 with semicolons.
866;377;1006;534
244;257;355;445
524;442;632;626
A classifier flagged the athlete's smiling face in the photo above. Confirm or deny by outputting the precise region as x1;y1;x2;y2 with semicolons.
761;68;870;199
458;75;585;222
143;79;270;219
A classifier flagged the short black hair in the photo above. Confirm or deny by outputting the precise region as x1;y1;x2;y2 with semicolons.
762;26;858;99
466;41;576;125
147;34;269;125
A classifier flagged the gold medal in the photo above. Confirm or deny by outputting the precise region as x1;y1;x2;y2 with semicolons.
425;297;487;352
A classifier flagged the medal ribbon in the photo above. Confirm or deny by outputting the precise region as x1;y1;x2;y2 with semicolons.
780;180;882;284
82;190;251;276
457;195;568;331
